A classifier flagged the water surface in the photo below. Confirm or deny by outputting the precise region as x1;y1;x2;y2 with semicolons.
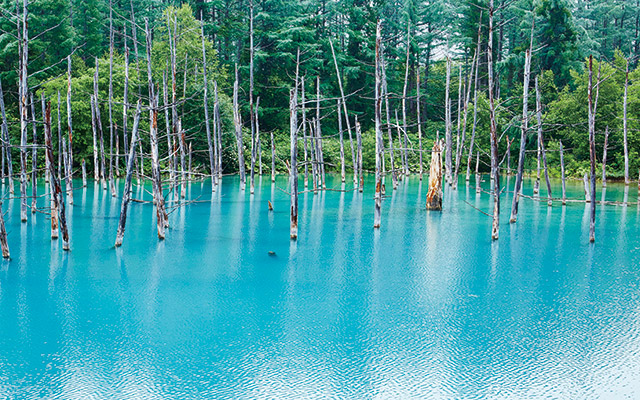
1;175;639;399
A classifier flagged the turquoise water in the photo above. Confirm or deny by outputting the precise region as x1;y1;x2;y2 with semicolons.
1;175;640;399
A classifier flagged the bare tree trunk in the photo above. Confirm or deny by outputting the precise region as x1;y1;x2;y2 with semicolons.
233;64;246;189
200;19;215;190
560;140;566;205
466;22;482;182
19;0;29;222
444;56;452;184
315;76;326;189
91;79;99;182
44;101;69;250
30;93;37;213
41;94;58;238
81;159;87;187
0;196;9;257
57;91;62;183
509;33;533;223
214;81;223;180
416;66;423;180
356;117;363;192
93;59;105;188
289;86;298;240
338;99;345;182
162;69;174;186
535;77;552;206
426;140;444;210
623;59;629;185
402;25;410;176
66;56;74;204
374;20;383;228
454;65;462;183
301;78;309;187
108;3;116;196
249;0;256;195
534;139;540;195
256;97;261;176
0;77;14;194
115;101;142;247
271;131;276;182
329;39;356;187
475;151;481;193
602;126;609;187
177;118;187;198
122;26;130;166
382;53;397;189
454;51;477;188
145;18;168;239
588;55;598;242
488;0;500;240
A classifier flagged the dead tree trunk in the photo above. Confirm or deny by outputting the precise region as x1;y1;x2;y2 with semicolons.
329;39;356;187
602;126;609;187
249;1;256;195
454;51;477;188
466;21;482;182
356;117;363;192
233;64;246;189
214;81;223;180
374;20;383;228
145;18;168;239
444;56;452;184
0;197;9;257
315;76;326;189
44;102;69;250
475;151;481;193
269;131;275;182
426;139;444;210
30;93;37;213
535;77;552;206
455;65;462;181
382;53;397;190
19;0;29;222
301;77;309;187
401;25;410;176
162;69;174;186
0;77;14;194
338;99;345;182
623;59;629;185
289;87;298;240
509;39;532;223
178;118;187;198
416;66;423;180
560;140;566;205
588;55;598;242
115;100;142;247
81;159;87;187
256;97;261;176
66;56;74;204
41;94;58;238
488;0;500;240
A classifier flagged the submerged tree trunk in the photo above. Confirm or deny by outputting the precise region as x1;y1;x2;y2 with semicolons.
30;93;37;213
233;64;246;189
401;25;410;177
382;54;397;190
475;151;481;194
44;102;69;250
271;131;276;182
356;117;363;193
560;140;566;205
201;20;215;190
0;78;14;194
115;100;142;247
444;56;452;184
510;34;533;223
466;21;482;183
289;87;298;240
488;0;500;240
19;0;29;222
426;139;444;210
145;18;167;239
587;55;598;242
416;66;423;180
623;59;629;185
338;99;345;183
374;20;383;229
535;77;552;206
602;126;609;188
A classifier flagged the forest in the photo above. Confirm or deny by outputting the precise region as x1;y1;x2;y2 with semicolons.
0;0;638;250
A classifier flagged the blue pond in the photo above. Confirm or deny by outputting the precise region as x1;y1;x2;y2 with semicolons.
1;175;639;399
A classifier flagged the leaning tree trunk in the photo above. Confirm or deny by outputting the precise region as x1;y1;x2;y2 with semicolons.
426;140;444;210
374;20;383;229
338;99;345;183
44;102;69;250
289;87;298;240
115;100;142;247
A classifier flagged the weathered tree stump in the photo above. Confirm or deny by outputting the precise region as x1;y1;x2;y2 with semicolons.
426;139;444;211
